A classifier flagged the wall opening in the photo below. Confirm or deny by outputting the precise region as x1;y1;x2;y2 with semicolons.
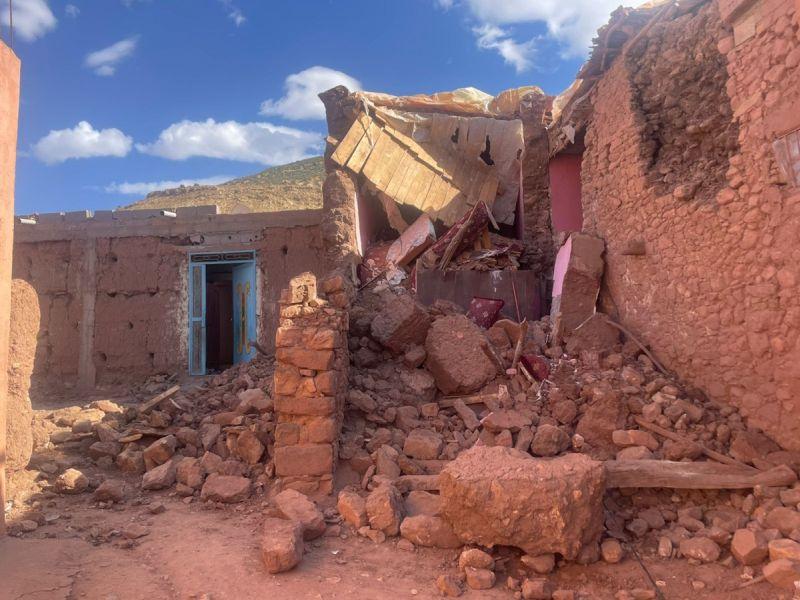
188;251;257;375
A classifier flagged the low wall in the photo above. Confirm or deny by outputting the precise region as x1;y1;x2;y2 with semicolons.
12;207;324;391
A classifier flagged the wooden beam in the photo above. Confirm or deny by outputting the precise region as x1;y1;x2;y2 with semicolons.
633;416;755;470
605;460;797;490
138;385;180;414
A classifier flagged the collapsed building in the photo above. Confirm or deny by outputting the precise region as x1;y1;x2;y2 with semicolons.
4;0;800;597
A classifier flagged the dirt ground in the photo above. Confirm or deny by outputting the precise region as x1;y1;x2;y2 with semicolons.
2;475;788;600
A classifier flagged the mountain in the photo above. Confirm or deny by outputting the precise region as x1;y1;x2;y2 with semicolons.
124;156;324;214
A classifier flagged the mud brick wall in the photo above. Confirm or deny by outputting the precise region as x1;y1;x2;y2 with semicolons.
12;210;323;391
520;91;556;274
1;40;21;535
580;0;800;449
273;272;351;496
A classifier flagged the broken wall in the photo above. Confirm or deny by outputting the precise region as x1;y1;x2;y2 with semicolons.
580;0;800;449
12;209;323;391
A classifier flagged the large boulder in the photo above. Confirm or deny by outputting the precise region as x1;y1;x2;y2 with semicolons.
370;293;431;353
6;280;39;473
424;315;496;395
439;447;606;559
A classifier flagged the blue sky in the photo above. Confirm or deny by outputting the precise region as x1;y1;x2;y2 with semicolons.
2;0;626;215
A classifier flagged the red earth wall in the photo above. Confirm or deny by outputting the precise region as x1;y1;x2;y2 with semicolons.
581;0;800;449
0;40;20;534
12;215;323;390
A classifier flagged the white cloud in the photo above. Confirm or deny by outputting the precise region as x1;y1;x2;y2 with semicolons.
463;0;628;58
65;4;79;18
0;0;56;41
435;0;455;9
473;24;535;73
136;118;322;165
33;121;133;164
219;0;244;26
260;66;362;121
105;175;233;196
84;36;138;76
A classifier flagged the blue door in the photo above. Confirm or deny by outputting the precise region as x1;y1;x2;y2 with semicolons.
232;262;257;364
188;262;206;375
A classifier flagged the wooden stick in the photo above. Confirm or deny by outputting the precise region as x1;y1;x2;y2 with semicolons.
138;385;180;414
480;340;506;375
605;460;796;490
601;316;669;375
510;319;529;371
633;416;755;470
439;392;499;408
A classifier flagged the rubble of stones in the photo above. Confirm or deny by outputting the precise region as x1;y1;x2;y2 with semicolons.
14;280;800;597
333;283;800;596
18;355;278;518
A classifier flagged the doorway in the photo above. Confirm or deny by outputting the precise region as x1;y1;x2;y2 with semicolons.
188;251;257;375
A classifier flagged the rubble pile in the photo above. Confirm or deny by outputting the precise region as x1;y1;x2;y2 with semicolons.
328;280;800;596
30;354;277;506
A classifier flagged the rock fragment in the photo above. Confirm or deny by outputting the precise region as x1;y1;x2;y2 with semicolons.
274;489;326;540
261;518;304;573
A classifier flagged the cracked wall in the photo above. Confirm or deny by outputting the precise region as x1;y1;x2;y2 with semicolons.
580;0;800;449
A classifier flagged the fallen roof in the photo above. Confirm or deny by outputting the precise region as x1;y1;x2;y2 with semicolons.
330;89;533;227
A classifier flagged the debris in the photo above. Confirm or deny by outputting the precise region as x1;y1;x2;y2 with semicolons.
425;315;496;394
464;567;495;590
400;515;461;548
200;474;251;503
439;447;605;559
273;489;326;540
261;518;304;574
55;468;89;494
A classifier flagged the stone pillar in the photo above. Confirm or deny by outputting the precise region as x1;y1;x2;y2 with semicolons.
273;271;352;495
0;41;21;535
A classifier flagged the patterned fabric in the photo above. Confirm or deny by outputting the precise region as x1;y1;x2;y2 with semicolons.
467;296;505;329
522;354;550;382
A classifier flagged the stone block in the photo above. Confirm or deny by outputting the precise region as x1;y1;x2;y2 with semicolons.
274;394;336;417
274;444;333;477
439;447;606;559
424;315;496;395
276;347;334;371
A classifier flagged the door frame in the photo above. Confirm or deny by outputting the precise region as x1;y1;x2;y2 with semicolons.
188;250;257;375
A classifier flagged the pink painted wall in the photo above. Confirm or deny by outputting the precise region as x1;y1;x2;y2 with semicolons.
552;236;572;297
549;154;583;233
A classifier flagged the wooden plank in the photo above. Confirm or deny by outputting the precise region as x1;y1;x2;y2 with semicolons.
634;416;755;470
345;121;382;173
361;133;398;185
138;385;180;414
331;114;369;167
370;137;405;190
398;166;436;207
384;153;414;199
439;392;499;408
605;460;797;490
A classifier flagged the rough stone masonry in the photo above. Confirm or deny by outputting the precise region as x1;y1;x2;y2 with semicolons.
273;271;353;495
